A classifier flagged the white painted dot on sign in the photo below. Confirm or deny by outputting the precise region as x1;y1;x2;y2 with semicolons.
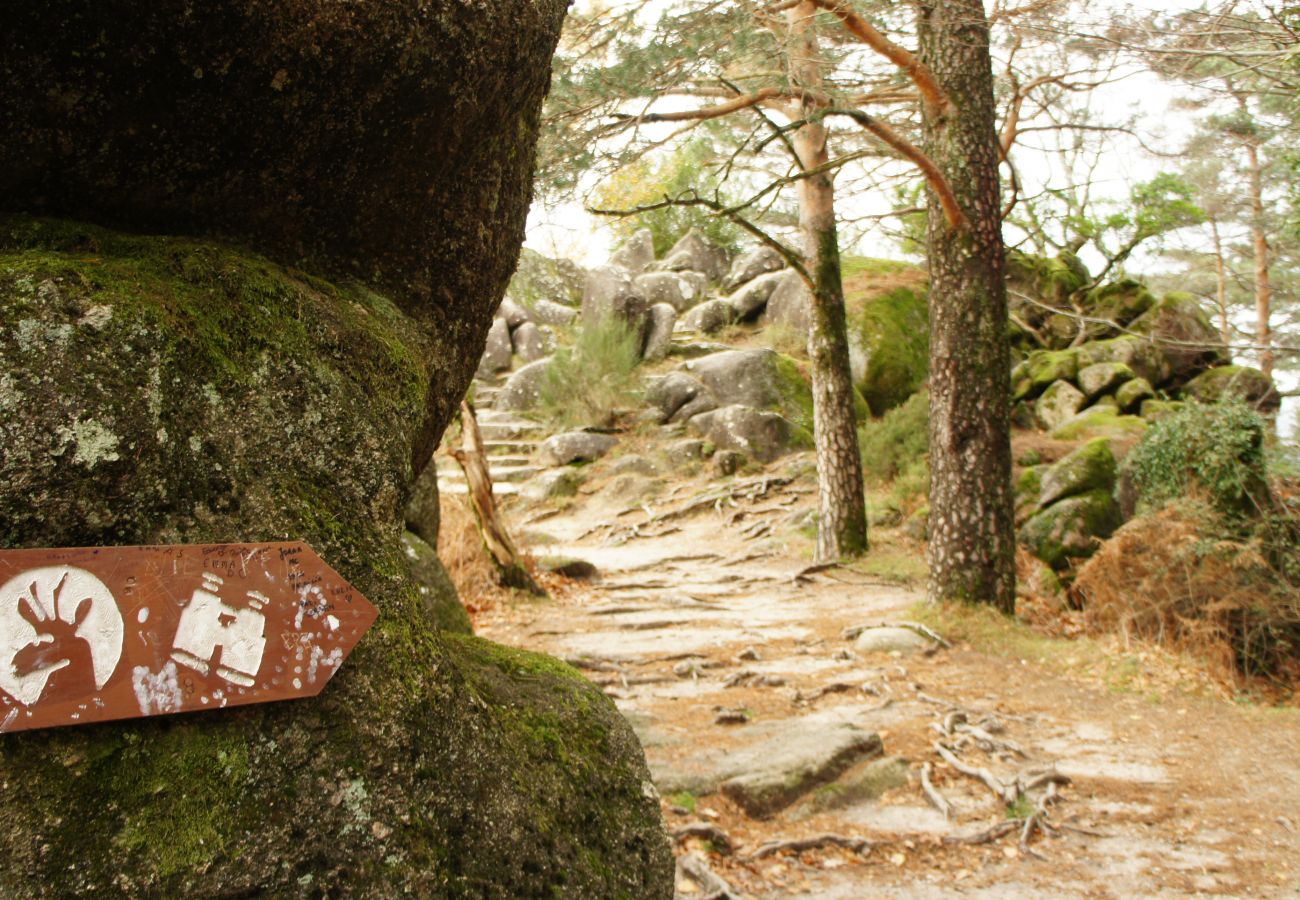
292;677;302;690
137;607;150;624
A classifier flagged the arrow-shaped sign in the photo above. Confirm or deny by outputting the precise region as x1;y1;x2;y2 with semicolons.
0;543;377;734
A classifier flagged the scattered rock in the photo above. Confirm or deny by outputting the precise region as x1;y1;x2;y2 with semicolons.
609;228;656;273
1034;380;1086;431
1011;349;1078;402
478;316;512;376
495;357;553;411
714;708;750;726
853;626;933;655
1115;376;1155;413
688;405;808;463
538;431;618;466
725;270;785;320
652;229;728;282
1140;398;1184;421
609;454;659;477
1128;292;1228;385
1038;438;1117;508
737;647;761;662
498;296;532;329
511;321;553;363
1077;361;1134;400
1183;364;1279;411
1049;405;1146;442
762;270;812;333
645;372;710;423
527;298;579;327
635;271;702;313
521;468;582;501
642;303;677;362
712;449;746;476
664;439;707;467
681;298;736;334
1075;336;1171;387
1019;489;1122;569
602;473;661;502
795;756;910;816
724;245;785;291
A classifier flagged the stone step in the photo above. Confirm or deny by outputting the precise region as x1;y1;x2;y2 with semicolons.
438;480;519;497
478;418;544;440
483;439;539;455
436;464;542;484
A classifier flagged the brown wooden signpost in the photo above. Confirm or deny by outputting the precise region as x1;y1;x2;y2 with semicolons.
0;543;377;734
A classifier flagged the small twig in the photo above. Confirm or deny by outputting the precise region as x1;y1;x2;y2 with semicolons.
920;763;953;820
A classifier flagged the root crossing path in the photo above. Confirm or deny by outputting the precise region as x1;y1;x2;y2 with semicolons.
473;469;1300;898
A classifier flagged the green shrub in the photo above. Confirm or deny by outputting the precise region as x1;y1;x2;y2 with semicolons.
1125;398;1271;518
536;316;642;428
860;390;928;484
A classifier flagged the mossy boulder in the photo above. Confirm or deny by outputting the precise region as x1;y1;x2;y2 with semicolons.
1038;439;1117;508
1014;465;1046;525
1085;279;1156;326
1034;380;1086;431
1182;365;1279;412
848;286;928;415
687;405;812;463
1019;489;1122;569
1050;405;1147;442
684;349;817;433
1077;361;1134;400
1140;398;1185;421
1075;336;1171;388
1116;377;1156;413
401;532;473;634
1128;293;1229;385
1011;349;1078;402
0;222;672;897
509;247;586;309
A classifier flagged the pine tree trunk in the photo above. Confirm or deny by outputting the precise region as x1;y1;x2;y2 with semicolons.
917;0;1015;610
787;1;868;562
1244;140;1273;378
1209;218;1231;345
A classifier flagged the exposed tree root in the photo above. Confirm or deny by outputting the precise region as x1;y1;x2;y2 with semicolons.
745;833;874;860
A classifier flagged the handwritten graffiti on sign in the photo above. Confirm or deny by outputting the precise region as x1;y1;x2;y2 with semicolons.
0;543;378;734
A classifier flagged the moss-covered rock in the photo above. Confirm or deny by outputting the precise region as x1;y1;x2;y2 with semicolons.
1050;405;1147;442
1019;489;1122;569
1014;465;1046;525
0;222;672;897
848;286;928;415
1075;336;1171;388
1181;365;1279;412
1128;293;1229;385
510;247;586;309
1085;279;1156;326
684;349;817;433
1077;361;1134;400
401;532;473;634
1116;377;1156;413
1038;439;1117;508
1034;380;1086;431
1140;398;1185;421
1011;349;1079;402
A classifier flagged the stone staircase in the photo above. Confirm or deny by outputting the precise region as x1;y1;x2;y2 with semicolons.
437;380;546;496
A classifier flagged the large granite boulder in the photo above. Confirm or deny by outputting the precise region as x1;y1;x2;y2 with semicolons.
1128;293;1229;385
651;229;728;282
681;298;736;334
1019;489;1122;569
1182;365;1279;411
762;270;813;333
634;271;702;313
687;405;811;463
726;270;786;320
723;245;785;291
849;286;929;415
609;228;656;273
495;357;553;412
583;265;648;334
642;303;678;363
477;315;513;376
0;221;671;896
509;248;585;308
685;349;814;432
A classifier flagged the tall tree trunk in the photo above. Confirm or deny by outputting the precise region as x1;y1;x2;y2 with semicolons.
787;1;868;561
1244;139;1273;378
1209;217;1231;345
917;0;1015;610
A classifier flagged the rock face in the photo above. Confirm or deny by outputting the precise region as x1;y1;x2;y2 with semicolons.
684;349;814;431
724;246;785;291
652;229;728;282
401;531;473;634
642;304;678;363
538;431;619;466
610;228;656;273
726;270;786;320
635;271;701;313
763;270;812;332
478;316;513;375
0;221;671;896
682;298;736;334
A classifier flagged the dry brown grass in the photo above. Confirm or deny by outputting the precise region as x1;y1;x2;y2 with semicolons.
1072;500;1300;688
436;492;523;616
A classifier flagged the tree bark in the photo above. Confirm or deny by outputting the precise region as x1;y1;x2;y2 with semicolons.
788;1;869;561
451;401;546;596
917;0;1016;610
1244;139;1273;378
1209;217;1231;345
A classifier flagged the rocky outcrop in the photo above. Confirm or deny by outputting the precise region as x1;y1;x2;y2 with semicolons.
849;286;929;416
495;358;553;411
610;228;656;273
651;229;728;282
0;220;671;897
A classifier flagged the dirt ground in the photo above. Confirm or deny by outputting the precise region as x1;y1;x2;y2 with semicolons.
465;457;1300;899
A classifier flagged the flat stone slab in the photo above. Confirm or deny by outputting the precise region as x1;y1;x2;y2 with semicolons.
650;715;882;819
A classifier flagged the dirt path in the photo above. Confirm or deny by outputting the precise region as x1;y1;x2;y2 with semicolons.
472;466;1300;898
